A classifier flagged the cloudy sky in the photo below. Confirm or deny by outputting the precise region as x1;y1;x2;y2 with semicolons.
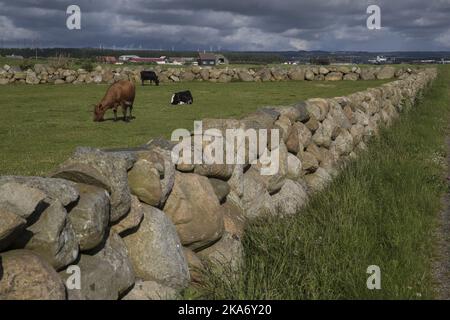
0;0;450;51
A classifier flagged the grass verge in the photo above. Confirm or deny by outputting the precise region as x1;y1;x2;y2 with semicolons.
189;66;450;300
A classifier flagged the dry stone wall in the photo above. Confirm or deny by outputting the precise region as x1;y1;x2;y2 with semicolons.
0;68;437;300
0;63;414;85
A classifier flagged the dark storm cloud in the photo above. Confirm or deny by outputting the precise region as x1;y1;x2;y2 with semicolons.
0;0;450;51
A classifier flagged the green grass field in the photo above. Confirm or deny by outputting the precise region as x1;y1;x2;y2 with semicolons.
189;66;450;300
0;80;389;176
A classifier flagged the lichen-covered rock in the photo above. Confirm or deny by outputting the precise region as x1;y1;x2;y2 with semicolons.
299;151;319;174
197;232;243;273
128;159;162;206
0;176;79;207
61;232;135;300
0;209;26;251
122;280;179;300
286;122;312;154
163;173;224;251
123;204;190;289
182;247;205;283
111;195;144;236
51;147;133;222
69;183;110;251
306;98;329;121
287;153;302;180
325;72;343;81
141;145;176;207
0;182;47;219
241;169;276;219
271;179;308;217
331;129;354;156
0;250;66;300
304;168;332;192
12;200;79;270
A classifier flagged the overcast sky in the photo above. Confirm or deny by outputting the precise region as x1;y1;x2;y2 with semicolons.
1;0;450;51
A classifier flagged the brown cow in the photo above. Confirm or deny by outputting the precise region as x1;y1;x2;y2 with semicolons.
93;80;136;122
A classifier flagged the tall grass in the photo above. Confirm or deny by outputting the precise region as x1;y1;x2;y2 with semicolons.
191;66;450;300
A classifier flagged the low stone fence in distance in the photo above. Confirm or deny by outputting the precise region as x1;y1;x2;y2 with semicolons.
0;63;416;85
0;68;437;300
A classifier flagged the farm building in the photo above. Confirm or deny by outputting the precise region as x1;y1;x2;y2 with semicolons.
197;53;229;66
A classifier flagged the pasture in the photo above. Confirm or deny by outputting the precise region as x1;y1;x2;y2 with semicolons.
0;79;389;176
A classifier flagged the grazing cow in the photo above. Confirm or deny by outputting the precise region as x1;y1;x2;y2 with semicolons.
140;71;160;86
171;91;194;105
93;80;136;122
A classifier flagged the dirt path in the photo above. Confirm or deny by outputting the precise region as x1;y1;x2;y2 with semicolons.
433;136;450;299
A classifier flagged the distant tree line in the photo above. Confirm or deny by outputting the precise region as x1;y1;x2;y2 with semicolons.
0;48;287;65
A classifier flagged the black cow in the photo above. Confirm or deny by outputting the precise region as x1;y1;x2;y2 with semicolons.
171;91;194;105
140;71;160;86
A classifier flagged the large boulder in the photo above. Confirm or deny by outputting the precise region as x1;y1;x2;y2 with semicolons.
0;176;79;207
163;173;224;251
331;129;354;156
140;144;176;207
123;204;190;290
325;72;343;81
377;66;396;80
288;68;305;81
306;98;329;121
304;168;332;192
122;280;179;300
51;147;133;222
111;195;144;236
197;232;243;273
238;71;253;82
182;247;205;283
360;68;376;80
61;232;135;300
0;250;66;300
12;200;79;270
127;159;162;206
0;209;26;251
0;182;47;219
286;122;312;154
271;179;308;217
287;153;302;180
241;169;276;219
68;184;110;251
312;118;335;148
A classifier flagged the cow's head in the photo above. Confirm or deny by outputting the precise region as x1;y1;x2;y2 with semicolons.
155;78;160;86
93;104;105;122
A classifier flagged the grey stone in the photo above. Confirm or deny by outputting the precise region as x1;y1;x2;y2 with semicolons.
61;232;135;300
111;195;144;236
0;176;79;207
122;280;179;300
51;147;132;222
164;173;224;251
0;182;47;219
123;204;190;290
69;184;110;251
0;250;66;300
12;200;79;270
0;209;26;251
271;179;308;217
